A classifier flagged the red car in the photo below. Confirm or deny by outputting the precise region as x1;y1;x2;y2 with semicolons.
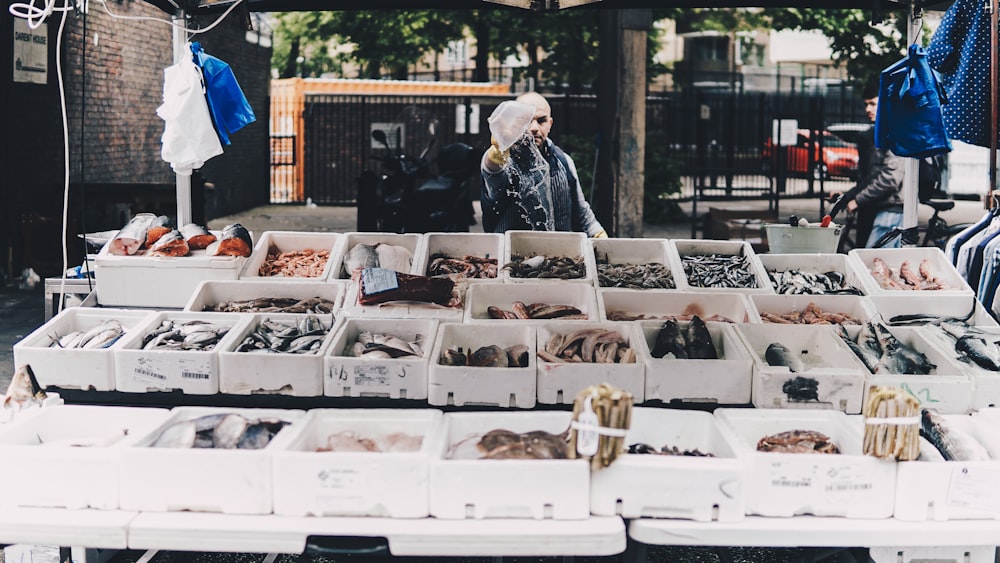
763;129;859;180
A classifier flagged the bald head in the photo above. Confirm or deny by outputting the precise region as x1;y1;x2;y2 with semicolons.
516;92;552;147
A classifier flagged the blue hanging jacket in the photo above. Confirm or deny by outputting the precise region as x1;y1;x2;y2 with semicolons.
190;42;256;146
875;44;952;158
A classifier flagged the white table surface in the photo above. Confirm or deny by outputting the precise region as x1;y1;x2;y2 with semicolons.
128;513;626;556
629;516;1000;548
0;508;135;549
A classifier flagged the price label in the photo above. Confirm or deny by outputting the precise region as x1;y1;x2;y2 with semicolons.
132;356;169;388
353;365;390;387
178;357;213;383
766;461;818;490
361;268;399;295
947;465;1000;513
821;463;875;504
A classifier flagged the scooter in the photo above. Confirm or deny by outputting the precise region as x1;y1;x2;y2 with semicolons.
356;127;478;233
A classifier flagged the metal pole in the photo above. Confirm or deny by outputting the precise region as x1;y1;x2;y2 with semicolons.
172;11;192;228
990;0;998;208
900;5;920;240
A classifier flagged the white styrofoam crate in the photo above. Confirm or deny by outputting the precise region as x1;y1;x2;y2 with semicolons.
751;294;878;326
870;546;996;563
95;230;250;309
850;247;973;296
464;282;599;323
430;411;588;519
851;325;974;415
597;289;760;323
241;231;343;282
920;325;1000;409
893;413;1000;521
415;232;503;281
329;232;423;280
0;404;171;510
119;406;304;514
271;408;444;518
428;322;537;408
867;294;998;328
325;317;438;399
114;312;249;395
737;324;867;413
714;408;897;518
502;230;595;284
639;320;754;405
589;407;746;521
757;253;869;296
217;313;338;397
13;308;156;391
184;279;345;316
339;278;465;322
535;321;645;404
591;237;679;290
669;239;773;294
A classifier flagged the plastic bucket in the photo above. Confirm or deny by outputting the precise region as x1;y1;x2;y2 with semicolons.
487;101;535;150
764;224;842;254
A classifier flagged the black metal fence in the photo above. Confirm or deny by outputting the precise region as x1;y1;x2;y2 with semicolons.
292;88;868;205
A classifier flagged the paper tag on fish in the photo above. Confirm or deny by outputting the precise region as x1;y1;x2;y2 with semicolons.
361;268;399;295
946;466;1000;513
575;396;600;457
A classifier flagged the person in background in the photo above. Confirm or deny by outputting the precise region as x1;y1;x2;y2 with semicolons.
481;92;608;238
835;82;906;248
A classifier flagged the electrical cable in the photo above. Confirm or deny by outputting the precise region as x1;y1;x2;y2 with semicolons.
55;0;70;313
9;0;245;37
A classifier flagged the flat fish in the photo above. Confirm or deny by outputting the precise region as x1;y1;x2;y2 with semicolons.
145;215;175;247
765;342;805;373
107;213;156;256
651;319;687;359
684;316;718;359
180;223;217;250
149;229;190;257
208;223;253;257
344;243;380;275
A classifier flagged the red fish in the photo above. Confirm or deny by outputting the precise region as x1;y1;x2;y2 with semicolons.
180;223;217;250
149;229;190;257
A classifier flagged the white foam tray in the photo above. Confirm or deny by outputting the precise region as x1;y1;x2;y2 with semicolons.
751;294;878;327
95;229;250;308
119;406;304;514
850;247;973;297
757;253;869;296
714;408;896;518
591;237;679;290
669;239;773;294
464;282;599;323
340;278;466;322
597;288;760;323
893;413;1000;521
0;405;171;510
850;325;974;415
535;321;645;404
867;294;999;328
13;308;156;391
737;324;867;413
503;230;595;284
271;408;445;518
415;232;503;281
184;279;345;315
241;231;343;282
639;320;754;405
114;312;249;395
920;325;1000;410
217;313;338;397
430;411;589;519
325;317;438;399
428;322;537;408
589;407;746;521
329;232;423;280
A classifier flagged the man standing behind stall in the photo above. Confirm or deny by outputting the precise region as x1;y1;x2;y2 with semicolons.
480;92;608;238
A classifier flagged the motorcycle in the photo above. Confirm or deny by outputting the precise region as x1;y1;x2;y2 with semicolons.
356;110;478;233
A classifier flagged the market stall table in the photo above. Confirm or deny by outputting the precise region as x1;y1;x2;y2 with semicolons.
0;507;134;549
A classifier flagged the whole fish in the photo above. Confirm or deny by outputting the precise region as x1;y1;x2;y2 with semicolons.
836;324;879;373
180;223;217;250
684;316;718;359
765;342;805;373
208;223;253;257
344;243;380;276
145;215;175;248
921;409;991;461
106;213;156;256
870;319;936;375
651;319;687;359
938;321;1000;371
2;364;46;411
149;229;190;257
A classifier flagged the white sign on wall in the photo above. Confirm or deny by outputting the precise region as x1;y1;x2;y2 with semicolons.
455;104;480;134
772;119;799;146
13;18;48;84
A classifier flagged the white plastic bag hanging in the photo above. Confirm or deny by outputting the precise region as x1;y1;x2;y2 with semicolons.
156;56;223;175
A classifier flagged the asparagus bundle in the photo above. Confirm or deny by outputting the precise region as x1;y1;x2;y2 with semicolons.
569;383;633;470
863;385;920;461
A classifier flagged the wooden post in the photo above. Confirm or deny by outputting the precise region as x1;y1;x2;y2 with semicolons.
597;9;649;238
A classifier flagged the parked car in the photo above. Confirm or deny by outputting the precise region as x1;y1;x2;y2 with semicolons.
827;122;870;146
763;129;859;180
945;140;990;198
